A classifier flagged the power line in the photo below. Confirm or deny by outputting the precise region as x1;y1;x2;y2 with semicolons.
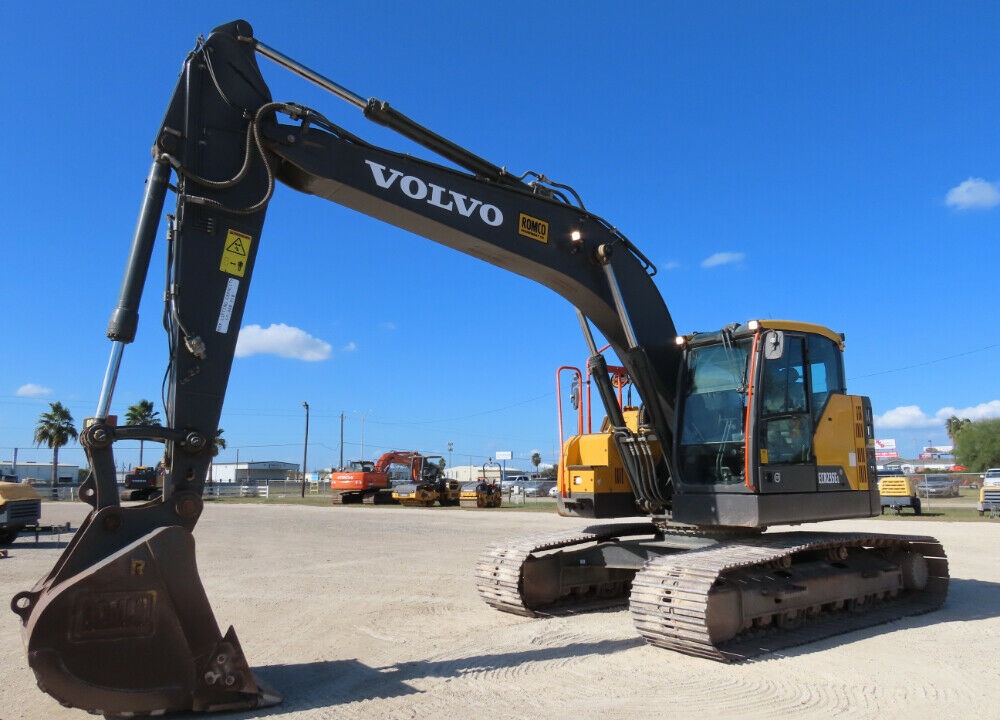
850;342;999;380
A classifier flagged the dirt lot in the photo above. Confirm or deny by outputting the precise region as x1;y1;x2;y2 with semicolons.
2;501;999;720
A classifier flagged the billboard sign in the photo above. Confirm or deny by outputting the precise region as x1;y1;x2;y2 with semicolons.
874;438;898;459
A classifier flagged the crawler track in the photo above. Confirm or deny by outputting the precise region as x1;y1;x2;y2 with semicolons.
477;528;948;661
475;522;659;616
629;531;948;661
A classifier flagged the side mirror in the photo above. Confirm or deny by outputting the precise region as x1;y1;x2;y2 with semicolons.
763;330;785;360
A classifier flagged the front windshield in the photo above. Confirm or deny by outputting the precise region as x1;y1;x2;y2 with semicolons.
678;340;749;486
680;342;749;444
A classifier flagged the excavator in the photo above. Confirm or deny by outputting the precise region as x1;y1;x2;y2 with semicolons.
10;20;948;717
330;450;441;504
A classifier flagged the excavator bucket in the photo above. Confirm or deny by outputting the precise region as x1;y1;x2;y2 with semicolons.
11;512;279;716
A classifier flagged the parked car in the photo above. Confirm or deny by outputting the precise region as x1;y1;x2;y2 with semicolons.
523;480;556;497
500;475;527;491
915;474;960;498
548;484;560;498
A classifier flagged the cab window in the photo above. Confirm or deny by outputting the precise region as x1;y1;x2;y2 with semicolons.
760;336;812;465
806;334;845;424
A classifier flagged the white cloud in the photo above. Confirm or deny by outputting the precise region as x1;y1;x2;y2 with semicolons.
876;401;1000;430
342;341;357;352
235;323;332;361
933;400;1000;423
380;322;397;331
16;383;52;398
701;252;745;269
661;260;681;272
945;177;1000;210
875;405;938;430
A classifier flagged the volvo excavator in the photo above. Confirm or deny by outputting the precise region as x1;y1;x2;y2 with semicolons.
11;21;948;717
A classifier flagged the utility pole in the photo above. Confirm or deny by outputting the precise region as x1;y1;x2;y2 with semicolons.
339;412;345;469
301;401;310;498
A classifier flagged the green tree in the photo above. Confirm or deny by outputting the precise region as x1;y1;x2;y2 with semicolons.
954;418;1000;471
124;399;161;466
945;415;971;445
437;457;446;471
531;452;542;476
34;402;78;487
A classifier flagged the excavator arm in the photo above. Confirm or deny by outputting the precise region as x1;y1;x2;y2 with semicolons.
12;19;683;716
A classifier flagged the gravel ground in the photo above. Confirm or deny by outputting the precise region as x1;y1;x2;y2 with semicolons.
2;501;999;720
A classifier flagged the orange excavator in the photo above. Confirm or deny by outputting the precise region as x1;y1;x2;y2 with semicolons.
329;450;442;504
11;21;947;717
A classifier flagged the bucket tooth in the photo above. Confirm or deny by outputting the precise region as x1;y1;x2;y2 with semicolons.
14;524;280;716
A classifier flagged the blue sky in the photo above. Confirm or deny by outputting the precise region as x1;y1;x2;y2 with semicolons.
2;2;998;473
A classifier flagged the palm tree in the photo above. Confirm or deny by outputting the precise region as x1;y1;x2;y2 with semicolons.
207;428;226;484
531;452;542;477
34;402;78;488
946;416;971;445
211;428;227;455
124;399;161;466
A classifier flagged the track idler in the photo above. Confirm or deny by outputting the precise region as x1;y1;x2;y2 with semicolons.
11;503;279;716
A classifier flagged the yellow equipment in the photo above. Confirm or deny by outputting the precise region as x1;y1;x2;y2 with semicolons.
460;459;503;508
0;481;42;545
978;468;1000;516
878;473;922;515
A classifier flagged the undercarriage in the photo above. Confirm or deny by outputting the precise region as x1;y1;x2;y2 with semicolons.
330;489;396;504
476;523;948;660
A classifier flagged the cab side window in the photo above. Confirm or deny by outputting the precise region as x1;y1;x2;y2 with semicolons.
806;335;845;425
761;336;811;464
761;337;806;415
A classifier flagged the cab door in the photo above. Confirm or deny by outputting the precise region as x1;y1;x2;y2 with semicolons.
755;332;817;494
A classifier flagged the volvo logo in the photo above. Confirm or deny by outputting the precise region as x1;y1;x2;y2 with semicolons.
364;160;504;227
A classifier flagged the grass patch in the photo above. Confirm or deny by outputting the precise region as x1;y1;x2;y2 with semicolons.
206;492;1000;522
206;493;559;512
876;506;992;522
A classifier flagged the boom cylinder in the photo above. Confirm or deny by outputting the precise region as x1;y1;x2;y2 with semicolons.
106;159;171;344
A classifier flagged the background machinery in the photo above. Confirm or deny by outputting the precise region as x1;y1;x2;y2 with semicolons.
12;21;948;717
0;480;42;546
391;454;459;507
978;467;1000;517
329;459;379;502
460;459;503;508
877;471;922;515
119;465;162;502
329;450;440;504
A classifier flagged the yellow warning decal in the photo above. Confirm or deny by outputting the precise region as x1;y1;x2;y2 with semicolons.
220;229;252;277
518;213;549;243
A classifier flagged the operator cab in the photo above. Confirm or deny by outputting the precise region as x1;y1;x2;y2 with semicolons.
672;320;878;527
